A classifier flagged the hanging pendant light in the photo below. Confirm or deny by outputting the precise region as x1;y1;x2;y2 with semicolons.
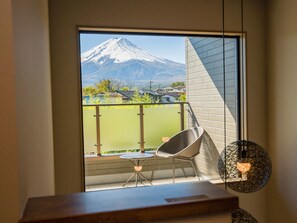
218;140;272;193
218;0;272;193
231;208;258;223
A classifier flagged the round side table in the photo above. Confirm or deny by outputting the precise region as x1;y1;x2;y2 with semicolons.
120;152;154;187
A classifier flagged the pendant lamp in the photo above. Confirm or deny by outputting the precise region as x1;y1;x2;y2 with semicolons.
218;140;272;193
218;0;272;193
231;208;258;223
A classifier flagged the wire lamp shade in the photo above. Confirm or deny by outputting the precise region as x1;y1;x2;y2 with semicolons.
218;140;272;193
231;208;258;223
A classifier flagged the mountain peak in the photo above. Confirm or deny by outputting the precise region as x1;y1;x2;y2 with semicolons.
103;37;132;45
81;37;166;64
80;37;185;87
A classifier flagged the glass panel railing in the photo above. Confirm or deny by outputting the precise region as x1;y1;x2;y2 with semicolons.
83;102;190;156
143;104;181;149
100;105;140;154
83;106;97;155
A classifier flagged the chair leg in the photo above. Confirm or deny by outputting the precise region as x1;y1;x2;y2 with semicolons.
190;159;201;181
172;158;175;183
150;169;154;182
179;160;188;178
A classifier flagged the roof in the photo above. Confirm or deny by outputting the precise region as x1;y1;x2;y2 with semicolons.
96;92;123;97
162;92;181;97
116;90;136;99
140;90;159;96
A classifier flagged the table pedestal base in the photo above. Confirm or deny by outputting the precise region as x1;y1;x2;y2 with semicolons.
122;159;153;187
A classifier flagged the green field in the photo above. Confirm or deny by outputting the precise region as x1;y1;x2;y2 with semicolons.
83;104;186;154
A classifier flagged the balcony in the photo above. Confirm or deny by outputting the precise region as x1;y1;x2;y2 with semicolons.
83;102;200;190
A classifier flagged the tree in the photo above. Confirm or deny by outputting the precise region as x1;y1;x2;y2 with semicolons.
142;93;155;103
82;86;97;97
95;79;128;93
102;92;122;104
171;82;185;88
130;91;154;103
111;79;126;91
95;79;112;93
120;86;130;91
178;93;186;102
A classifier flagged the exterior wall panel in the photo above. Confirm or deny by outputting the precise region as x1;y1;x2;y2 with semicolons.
186;37;238;179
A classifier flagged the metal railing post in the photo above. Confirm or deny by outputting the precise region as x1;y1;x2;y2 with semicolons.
186;102;200;127
180;103;185;131
139;104;145;153
95;106;101;156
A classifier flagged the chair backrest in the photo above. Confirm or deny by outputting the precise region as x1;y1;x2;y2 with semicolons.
156;127;204;159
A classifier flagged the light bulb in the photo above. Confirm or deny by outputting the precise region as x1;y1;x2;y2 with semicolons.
237;162;251;181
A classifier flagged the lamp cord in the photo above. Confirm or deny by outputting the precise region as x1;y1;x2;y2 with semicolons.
222;0;227;190
241;0;246;141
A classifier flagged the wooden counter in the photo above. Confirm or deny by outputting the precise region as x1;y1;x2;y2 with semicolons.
20;181;238;223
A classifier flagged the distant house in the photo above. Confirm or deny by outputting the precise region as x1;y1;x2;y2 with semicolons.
154;88;165;94
161;95;176;103
116;90;136;101
104;92;124;103
161;92;181;103
139;90;161;101
83;92;124;104
174;86;186;93
163;87;174;92
117;90;161;102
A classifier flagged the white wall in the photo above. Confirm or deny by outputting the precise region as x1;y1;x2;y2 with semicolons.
6;0;296;222
12;0;55;209
0;0;21;222
267;0;297;222
0;0;54;222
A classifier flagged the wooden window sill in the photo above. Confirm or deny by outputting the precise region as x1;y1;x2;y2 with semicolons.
20;181;238;223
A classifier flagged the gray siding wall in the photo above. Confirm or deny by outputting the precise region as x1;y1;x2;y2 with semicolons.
186;37;238;178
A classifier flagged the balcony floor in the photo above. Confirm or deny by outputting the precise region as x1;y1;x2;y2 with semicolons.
86;176;204;191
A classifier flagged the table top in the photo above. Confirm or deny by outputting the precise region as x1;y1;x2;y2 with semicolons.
120;152;154;159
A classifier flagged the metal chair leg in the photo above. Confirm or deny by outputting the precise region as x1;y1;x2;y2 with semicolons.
190;159;200;181
150;169;155;182
179;160;188;178
172;158;175;183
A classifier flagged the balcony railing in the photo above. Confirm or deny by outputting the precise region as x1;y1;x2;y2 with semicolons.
83;102;198;156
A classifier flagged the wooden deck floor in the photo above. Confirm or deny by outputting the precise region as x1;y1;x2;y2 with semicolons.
86;176;198;191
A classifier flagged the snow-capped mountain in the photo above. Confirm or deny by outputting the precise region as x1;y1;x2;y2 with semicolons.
81;38;166;64
81;38;185;87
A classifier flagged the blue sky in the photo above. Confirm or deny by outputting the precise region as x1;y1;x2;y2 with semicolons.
80;33;185;64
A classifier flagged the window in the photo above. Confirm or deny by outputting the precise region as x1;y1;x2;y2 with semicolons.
78;29;241;190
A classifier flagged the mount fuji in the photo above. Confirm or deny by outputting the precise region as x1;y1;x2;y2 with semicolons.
81;38;185;87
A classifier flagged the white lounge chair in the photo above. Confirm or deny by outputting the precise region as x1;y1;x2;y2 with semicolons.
156;127;204;182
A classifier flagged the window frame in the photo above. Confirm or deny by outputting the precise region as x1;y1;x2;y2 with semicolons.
77;27;246;190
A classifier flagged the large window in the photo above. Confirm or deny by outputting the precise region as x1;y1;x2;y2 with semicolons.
80;33;188;156
79;30;241;190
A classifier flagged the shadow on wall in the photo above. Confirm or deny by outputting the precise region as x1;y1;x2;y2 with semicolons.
188;37;238;121
195;130;221;178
